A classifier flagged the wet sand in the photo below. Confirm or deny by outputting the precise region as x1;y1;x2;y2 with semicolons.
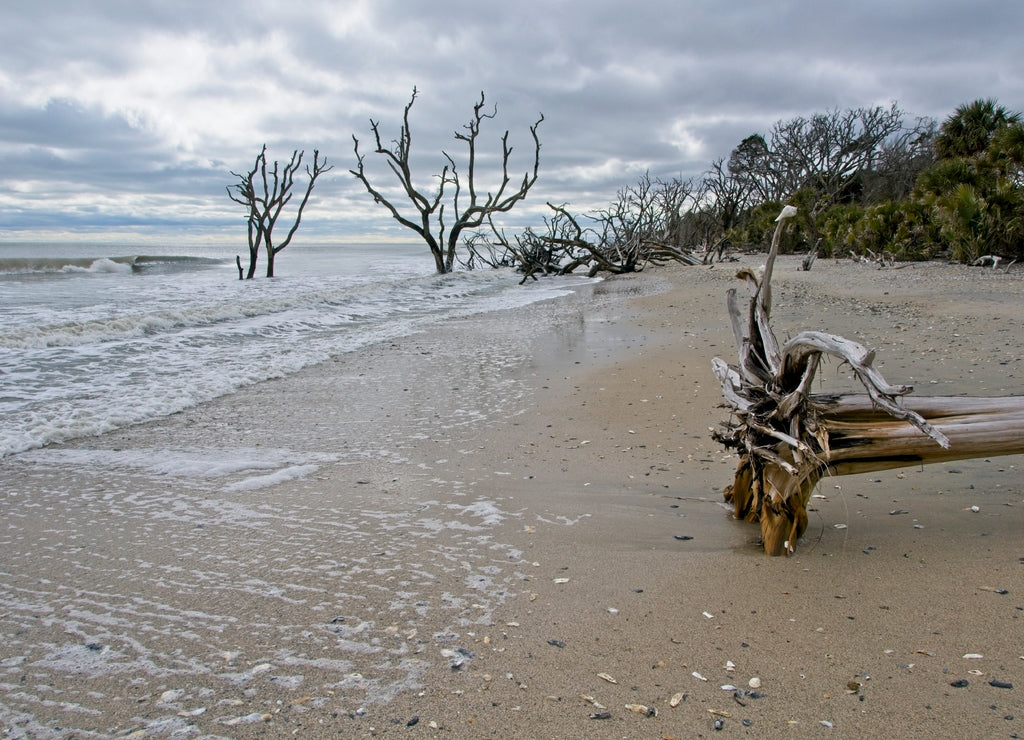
2;257;1022;738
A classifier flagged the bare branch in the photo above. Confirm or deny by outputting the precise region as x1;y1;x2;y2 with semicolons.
227;145;331;278
351;88;543;273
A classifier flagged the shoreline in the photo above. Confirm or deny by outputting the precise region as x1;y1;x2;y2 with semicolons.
2;257;1023;738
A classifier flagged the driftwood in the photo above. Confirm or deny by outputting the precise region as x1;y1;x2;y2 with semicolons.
972;254;1018;272
712;206;1024;555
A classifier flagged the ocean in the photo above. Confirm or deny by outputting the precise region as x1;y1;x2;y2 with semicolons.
0;241;590;458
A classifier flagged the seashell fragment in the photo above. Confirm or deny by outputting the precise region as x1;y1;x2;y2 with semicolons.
669;692;685;707
553;577;570;584
580;694;606;709
963;653;984;659
159;690;184;704
597;672;617;684
625;703;657;717
221;713;271;726
692;671;707;681
748;677;762;689
979;585;1009;594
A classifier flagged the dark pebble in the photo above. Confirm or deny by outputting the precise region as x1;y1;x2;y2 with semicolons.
713;718;724;730
950;679;969;688
990;680;1014;689
674;535;693;541
590;712;612;720
547;639;566;648
742;719;753;727
406;716;419;727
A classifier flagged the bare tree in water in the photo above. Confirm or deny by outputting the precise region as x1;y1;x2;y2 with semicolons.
351;88;543;274
227;145;333;278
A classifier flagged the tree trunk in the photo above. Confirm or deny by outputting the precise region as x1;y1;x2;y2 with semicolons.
265;242;276;278
722;394;1024;555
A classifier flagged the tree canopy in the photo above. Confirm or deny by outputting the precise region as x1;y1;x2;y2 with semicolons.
703;98;1024;263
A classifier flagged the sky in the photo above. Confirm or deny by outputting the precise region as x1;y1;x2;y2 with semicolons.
1;0;1022;245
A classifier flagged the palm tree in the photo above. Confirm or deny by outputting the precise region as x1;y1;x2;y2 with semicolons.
934;98;1021;160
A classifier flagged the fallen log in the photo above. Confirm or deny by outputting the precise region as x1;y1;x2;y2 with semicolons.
711;206;1024;555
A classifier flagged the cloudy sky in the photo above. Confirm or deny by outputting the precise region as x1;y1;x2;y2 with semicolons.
1;0;1021;244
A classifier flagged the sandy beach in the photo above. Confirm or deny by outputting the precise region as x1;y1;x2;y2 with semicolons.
2;256;1022;738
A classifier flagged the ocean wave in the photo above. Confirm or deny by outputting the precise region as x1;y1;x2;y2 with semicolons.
0;258;591;457
0;269;561;350
0;254;226;276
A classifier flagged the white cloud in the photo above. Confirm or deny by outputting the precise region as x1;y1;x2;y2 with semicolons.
1;0;1023;240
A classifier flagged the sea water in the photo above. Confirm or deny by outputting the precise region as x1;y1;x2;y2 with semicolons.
0;241;587;457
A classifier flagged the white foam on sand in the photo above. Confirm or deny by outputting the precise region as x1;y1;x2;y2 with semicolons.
1;449;530;737
18;446;335;488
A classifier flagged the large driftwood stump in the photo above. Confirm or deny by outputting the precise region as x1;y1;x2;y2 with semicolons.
712;206;1024;555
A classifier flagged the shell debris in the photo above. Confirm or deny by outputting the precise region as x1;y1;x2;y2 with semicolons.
625;703;657;717
669;692;685;707
597;672;617;684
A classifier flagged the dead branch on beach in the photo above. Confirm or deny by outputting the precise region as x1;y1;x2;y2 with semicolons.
711;205;1024;555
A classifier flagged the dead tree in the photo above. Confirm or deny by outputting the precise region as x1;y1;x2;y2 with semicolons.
539;200;702;277
351;88;543;274
712;206;1024;555
227;145;332;278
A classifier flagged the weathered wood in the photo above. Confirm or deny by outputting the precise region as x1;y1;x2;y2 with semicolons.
712;206;1024;555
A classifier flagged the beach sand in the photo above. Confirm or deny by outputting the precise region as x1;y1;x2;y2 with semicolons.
2;256;1022;738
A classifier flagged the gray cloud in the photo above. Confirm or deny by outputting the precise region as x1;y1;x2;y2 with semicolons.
1;0;1021;241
